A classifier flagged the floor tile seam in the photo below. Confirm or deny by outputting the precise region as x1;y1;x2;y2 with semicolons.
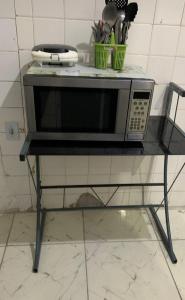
82;210;90;300
6;241;85;247
0;213;15;270
6;238;164;247
146;208;183;300
82;239;167;245
4;239;177;249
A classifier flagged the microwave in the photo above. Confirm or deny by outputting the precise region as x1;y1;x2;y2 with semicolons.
23;64;155;142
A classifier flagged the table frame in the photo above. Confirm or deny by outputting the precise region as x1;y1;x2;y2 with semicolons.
20;82;185;272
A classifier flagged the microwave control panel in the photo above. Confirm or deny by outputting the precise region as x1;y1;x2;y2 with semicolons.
127;91;151;136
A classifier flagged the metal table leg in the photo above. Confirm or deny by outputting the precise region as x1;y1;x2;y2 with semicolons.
33;156;46;273
25;153;177;271
149;154;177;264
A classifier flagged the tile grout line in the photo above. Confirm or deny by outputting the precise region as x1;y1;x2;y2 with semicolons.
14;0;34;210
0;213;15;270
82;210;90;300
146;208;183;300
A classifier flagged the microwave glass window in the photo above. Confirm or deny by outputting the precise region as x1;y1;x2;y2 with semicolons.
34;87;118;133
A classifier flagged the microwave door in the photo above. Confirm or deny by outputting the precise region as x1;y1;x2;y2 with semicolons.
30;85;130;141
59;87;118;134
115;89;130;136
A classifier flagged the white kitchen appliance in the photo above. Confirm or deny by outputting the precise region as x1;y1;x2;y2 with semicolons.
32;44;78;66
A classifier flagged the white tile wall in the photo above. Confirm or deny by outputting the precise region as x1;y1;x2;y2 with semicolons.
173;58;185;84
0;0;185;211
127;24;152;55
0;133;25;155
0;19;17;51
0;108;24;132
34;18;64;44
177;27;185;56
19;50;32;78
15;0;32;17
65;0;95;20
0;194;32;212
41;156;66;176
131;0;156;24
95;0;104;20
182;6;185;26
65;20;93;50
16;17;34;50
32;0;64;18
41;194;63;209
147;56;175;84
125;54;148;71
151;84;167;115
89;156;111;175
0;175;30;195
1;156;28;176
154;0;185;25
65;156;88;176
0;82;22;108
150;25;180;56
0;0;15;18
0;52;20;81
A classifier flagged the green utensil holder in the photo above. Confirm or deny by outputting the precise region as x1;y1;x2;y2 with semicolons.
112;44;127;70
95;43;112;69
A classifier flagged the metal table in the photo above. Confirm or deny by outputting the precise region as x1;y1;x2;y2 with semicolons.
20;82;185;273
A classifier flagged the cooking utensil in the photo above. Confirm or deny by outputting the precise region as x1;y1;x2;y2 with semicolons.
92;21;105;43
121;2;138;44
115;10;125;44
122;22;130;44
92;21;103;42
102;2;118;29
124;2;138;22
105;0;128;10
102;22;112;43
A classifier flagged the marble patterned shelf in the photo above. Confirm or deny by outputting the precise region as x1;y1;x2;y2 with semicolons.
26;62;153;80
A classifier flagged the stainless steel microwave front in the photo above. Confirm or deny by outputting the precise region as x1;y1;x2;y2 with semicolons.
23;75;154;142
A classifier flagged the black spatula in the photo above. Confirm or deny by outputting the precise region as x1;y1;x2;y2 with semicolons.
124;2;138;22
122;2;138;44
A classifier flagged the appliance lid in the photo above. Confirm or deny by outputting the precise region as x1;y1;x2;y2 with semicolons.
32;44;77;54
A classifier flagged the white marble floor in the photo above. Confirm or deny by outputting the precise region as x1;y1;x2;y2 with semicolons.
0;208;185;299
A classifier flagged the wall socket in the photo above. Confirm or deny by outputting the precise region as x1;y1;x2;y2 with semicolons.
5;122;20;140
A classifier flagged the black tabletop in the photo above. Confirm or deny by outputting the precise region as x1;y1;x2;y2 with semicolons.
20;116;185;159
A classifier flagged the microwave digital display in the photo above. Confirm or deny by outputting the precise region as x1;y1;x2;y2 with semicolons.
133;92;150;99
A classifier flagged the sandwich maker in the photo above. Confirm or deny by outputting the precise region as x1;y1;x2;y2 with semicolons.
32;44;78;66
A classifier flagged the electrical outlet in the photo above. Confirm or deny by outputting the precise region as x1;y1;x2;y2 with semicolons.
5;122;20;140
